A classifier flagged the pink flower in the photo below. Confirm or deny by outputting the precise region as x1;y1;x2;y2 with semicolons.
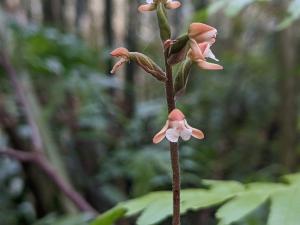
110;47;130;74
188;40;223;70
153;109;204;143
188;23;217;45
138;0;181;12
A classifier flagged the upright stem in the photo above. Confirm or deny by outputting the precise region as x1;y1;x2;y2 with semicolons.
164;51;181;225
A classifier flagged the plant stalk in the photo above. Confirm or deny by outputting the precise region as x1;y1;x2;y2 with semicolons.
164;50;181;225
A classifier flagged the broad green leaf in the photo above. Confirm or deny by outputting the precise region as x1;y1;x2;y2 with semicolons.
267;186;300;225
246;182;286;192
123;192;170;216
90;207;126;225
202;180;244;194
216;191;269;225
181;189;233;213
136;194;172;225
283;173;300;185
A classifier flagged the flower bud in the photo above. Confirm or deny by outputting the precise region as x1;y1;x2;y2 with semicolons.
129;52;167;81
174;59;193;96
156;3;171;41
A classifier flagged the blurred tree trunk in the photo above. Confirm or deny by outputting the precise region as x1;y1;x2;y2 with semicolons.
124;0;138;118
104;0;114;75
75;0;86;28
277;25;298;170
43;0;64;26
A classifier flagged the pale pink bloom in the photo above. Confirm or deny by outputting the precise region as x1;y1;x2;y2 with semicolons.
165;0;181;9
138;0;181;12
153;109;204;144
110;47;130;74
188;23;217;45
188;40;223;70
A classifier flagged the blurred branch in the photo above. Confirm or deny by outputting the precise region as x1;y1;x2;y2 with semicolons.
0;147;97;214
0;51;43;152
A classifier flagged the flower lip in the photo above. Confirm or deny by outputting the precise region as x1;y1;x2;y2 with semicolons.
168;109;185;121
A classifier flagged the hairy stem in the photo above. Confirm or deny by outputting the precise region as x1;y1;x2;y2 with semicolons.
164;50;181;225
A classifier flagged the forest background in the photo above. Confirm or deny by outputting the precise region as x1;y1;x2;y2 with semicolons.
0;0;300;225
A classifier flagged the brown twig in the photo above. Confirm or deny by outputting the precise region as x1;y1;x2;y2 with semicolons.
164;50;181;225
0;148;97;214
0;52;43;152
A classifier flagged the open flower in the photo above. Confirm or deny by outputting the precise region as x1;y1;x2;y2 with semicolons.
138;0;181;12
188;40;223;70
188;23;217;45
153;109;204;143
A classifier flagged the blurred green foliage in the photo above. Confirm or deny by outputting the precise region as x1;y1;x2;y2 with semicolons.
0;0;300;225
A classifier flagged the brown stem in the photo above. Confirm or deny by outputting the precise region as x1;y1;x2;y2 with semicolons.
164;50;180;225
0;148;97;214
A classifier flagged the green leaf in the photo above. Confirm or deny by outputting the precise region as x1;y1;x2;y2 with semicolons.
267;186;300;225
123;192;170;216
283;173;300;185
202;180;245;194
136;193;172;225
216;191;269;225
181;189;233;214
156;3;171;41
90;207;126;225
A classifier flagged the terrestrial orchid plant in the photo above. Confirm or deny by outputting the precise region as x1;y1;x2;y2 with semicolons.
110;1;223;225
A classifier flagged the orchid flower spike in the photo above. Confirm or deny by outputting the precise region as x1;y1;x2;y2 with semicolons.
188;40;223;70
188;23;217;45
110;47;130;74
138;0;181;12
153;109;204;143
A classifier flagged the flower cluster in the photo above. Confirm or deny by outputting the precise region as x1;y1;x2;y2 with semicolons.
110;1;223;144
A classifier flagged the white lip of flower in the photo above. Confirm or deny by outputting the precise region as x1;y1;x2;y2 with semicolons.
166;120;193;142
203;44;219;61
153;109;204;144
146;0;153;3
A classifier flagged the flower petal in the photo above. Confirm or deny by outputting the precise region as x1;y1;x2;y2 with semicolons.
110;58;128;74
180;127;192;141
153;121;169;144
166;128;180;143
189;39;205;60
196;60;223;70
191;128;204;140
184;120;205;140
138;3;156;12
165;1;181;9
188;23;217;44
199;43;218;61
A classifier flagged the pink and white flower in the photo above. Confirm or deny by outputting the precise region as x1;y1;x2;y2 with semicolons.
153;109;204;143
188;23;217;45
138;0;181;12
188;40;223;70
